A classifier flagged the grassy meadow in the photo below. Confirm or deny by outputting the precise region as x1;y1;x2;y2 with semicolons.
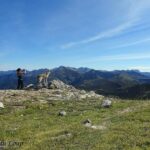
0;98;150;150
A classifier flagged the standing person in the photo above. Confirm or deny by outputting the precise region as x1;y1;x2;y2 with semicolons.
16;68;26;89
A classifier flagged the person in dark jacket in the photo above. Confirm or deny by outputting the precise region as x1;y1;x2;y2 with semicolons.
16;68;26;89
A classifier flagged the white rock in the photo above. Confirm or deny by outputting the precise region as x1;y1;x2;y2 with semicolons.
59;111;67;116
80;90;86;94
84;123;92;127
101;99;112;108
0;102;4;108
79;95;87;99
89;91;96;96
83;119;92;124
91;125;106;130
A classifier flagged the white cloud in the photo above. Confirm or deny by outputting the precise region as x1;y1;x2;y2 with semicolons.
109;37;150;49
0;64;14;71
128;66;150;72
61;0;150;49
81;52;150;63
61;21;136;49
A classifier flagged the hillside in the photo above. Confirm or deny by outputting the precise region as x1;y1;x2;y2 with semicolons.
0;66;150;99
0;84;150;150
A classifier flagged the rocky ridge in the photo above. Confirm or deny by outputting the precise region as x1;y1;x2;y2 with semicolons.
0;80;104;105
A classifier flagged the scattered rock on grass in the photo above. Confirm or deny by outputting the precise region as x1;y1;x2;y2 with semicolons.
58;111;67;116
83;119;92;126
83;119;107;130
0;102;4;108
101;99;112;108
90;125;106;130
51;132;72;140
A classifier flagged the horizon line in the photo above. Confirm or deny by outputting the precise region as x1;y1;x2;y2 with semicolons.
0;66;150;73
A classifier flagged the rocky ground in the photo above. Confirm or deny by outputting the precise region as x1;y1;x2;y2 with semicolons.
0;80;103;105
0;80;150;150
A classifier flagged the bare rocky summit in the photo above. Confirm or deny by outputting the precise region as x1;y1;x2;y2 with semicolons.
0;80;104;105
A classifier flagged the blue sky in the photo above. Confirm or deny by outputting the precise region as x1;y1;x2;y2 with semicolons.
0;0;150;71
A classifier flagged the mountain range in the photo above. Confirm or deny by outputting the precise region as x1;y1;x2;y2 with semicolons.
0;66;150;99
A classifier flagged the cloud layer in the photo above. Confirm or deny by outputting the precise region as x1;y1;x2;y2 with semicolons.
61;0;150;49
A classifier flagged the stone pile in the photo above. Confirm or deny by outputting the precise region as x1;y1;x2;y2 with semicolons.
0;80;104;104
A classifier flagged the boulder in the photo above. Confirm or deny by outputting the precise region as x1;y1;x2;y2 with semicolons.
101;99;112;108
0;102;4;108
89;91;96;96
58;111;67;116
83;119;92;126
48;80;73;90
80;90;86;94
